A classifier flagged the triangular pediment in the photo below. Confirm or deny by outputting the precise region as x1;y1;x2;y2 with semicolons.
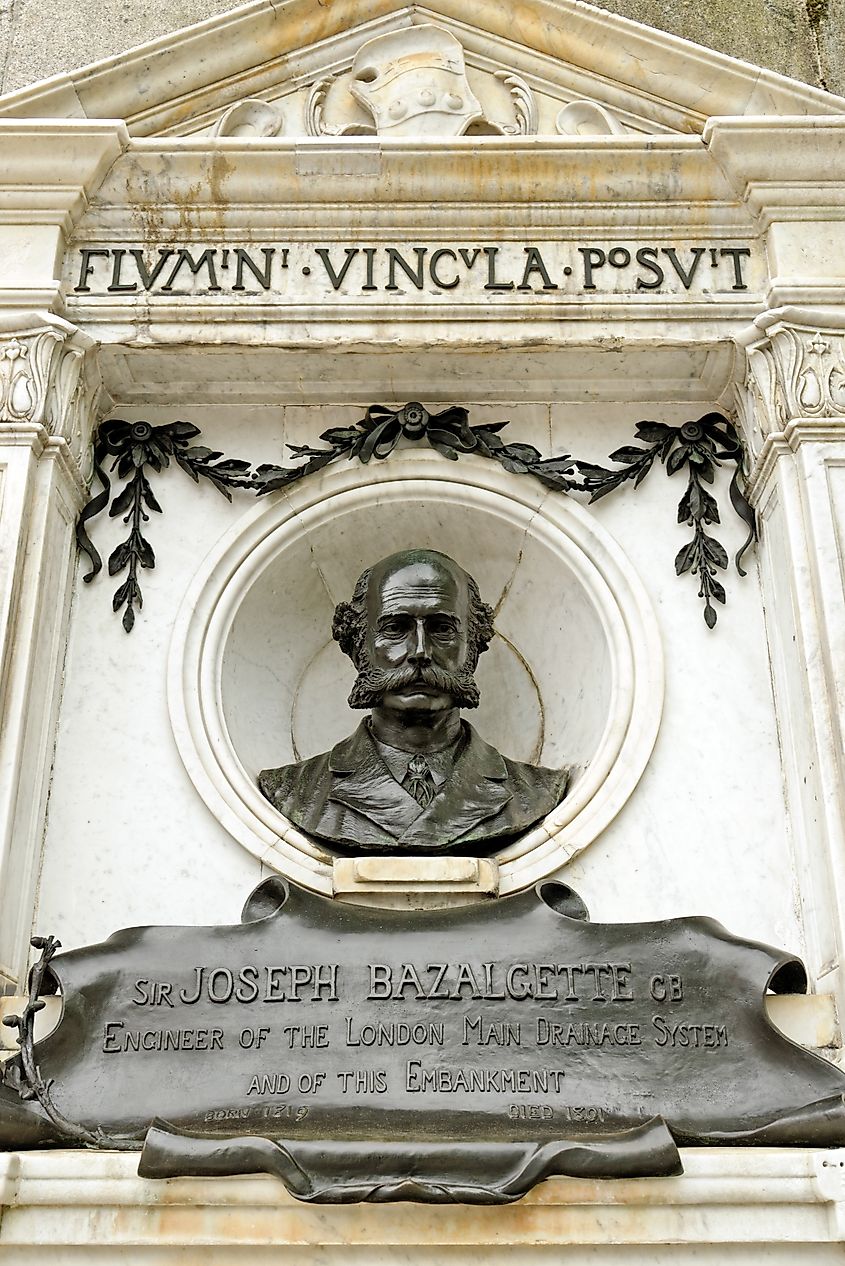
0;0;843;141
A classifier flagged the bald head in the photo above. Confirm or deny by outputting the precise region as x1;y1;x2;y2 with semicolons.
367;549;469;590
333;549;495;712
366;551;469;628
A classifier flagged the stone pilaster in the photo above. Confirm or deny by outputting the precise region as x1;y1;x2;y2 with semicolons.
706;116;845;1017
0;120;126;989
0;316;103;990
736;310;845;1013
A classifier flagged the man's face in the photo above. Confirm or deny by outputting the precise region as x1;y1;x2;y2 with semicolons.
363;558;470;717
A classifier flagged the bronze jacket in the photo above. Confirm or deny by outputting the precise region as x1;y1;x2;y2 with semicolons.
259;720;570;854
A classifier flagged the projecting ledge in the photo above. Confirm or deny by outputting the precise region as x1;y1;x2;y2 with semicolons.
1;1148;845;1259
333;854;500;900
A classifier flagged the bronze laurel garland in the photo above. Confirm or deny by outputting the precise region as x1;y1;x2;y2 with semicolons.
2;936;139;1150
76;402;756;631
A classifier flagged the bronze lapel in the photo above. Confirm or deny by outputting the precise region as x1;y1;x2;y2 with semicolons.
327;722;424;842
395;724;513;849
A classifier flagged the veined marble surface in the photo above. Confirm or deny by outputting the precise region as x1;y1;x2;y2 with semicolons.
1;1147;845;1262
34;402;794;956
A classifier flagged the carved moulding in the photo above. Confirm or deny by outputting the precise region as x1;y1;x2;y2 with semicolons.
167;449;663;898
492;71;538;135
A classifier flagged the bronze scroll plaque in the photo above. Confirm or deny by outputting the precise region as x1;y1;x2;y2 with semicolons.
2;878;845;1203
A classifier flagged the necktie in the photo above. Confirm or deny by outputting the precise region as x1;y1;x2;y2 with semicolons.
404;754;436;808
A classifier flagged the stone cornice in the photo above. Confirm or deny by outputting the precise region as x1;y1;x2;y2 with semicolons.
0;421;49;456
746;419;845;503
738;307;845;344
704;117;845;227
40;435;89;504
86;134;739;219
0;423;88;501
0;120;129;235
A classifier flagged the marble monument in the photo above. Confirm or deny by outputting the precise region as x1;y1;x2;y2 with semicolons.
1;0;845;1256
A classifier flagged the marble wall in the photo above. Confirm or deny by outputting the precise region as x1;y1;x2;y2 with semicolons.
35;399;793;952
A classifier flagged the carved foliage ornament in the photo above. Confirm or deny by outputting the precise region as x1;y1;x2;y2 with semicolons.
77;404;755;634
0;327;96;466
791;331;845;415
306;77;375;137
743;326;845;438
0;339;41;422
0;329;72;430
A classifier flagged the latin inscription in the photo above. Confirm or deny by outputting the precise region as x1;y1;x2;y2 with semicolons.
69;241;758;300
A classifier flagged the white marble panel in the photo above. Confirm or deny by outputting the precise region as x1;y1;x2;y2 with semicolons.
35;407;275;950
35;400;795;970
546;403;796;951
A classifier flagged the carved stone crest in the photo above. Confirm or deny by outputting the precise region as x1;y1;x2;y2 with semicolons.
349;26;484;137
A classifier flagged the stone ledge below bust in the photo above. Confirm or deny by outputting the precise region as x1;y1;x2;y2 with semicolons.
1;1147;845;1261
332;853;500;905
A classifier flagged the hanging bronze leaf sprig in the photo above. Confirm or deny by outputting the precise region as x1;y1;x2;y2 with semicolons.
76;420;253;631
575;413;757;628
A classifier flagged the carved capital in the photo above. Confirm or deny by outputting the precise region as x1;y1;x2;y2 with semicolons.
0;319;103;466
737;317;845;443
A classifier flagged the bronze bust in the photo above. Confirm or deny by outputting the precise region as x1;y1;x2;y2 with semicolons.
259;549;569;854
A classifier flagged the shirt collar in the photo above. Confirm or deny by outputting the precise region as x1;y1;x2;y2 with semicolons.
369;723;465;788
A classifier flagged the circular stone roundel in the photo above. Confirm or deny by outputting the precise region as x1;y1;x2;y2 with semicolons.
168;448;663;896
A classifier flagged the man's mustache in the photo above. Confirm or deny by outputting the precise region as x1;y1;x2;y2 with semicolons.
348;662;480;710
